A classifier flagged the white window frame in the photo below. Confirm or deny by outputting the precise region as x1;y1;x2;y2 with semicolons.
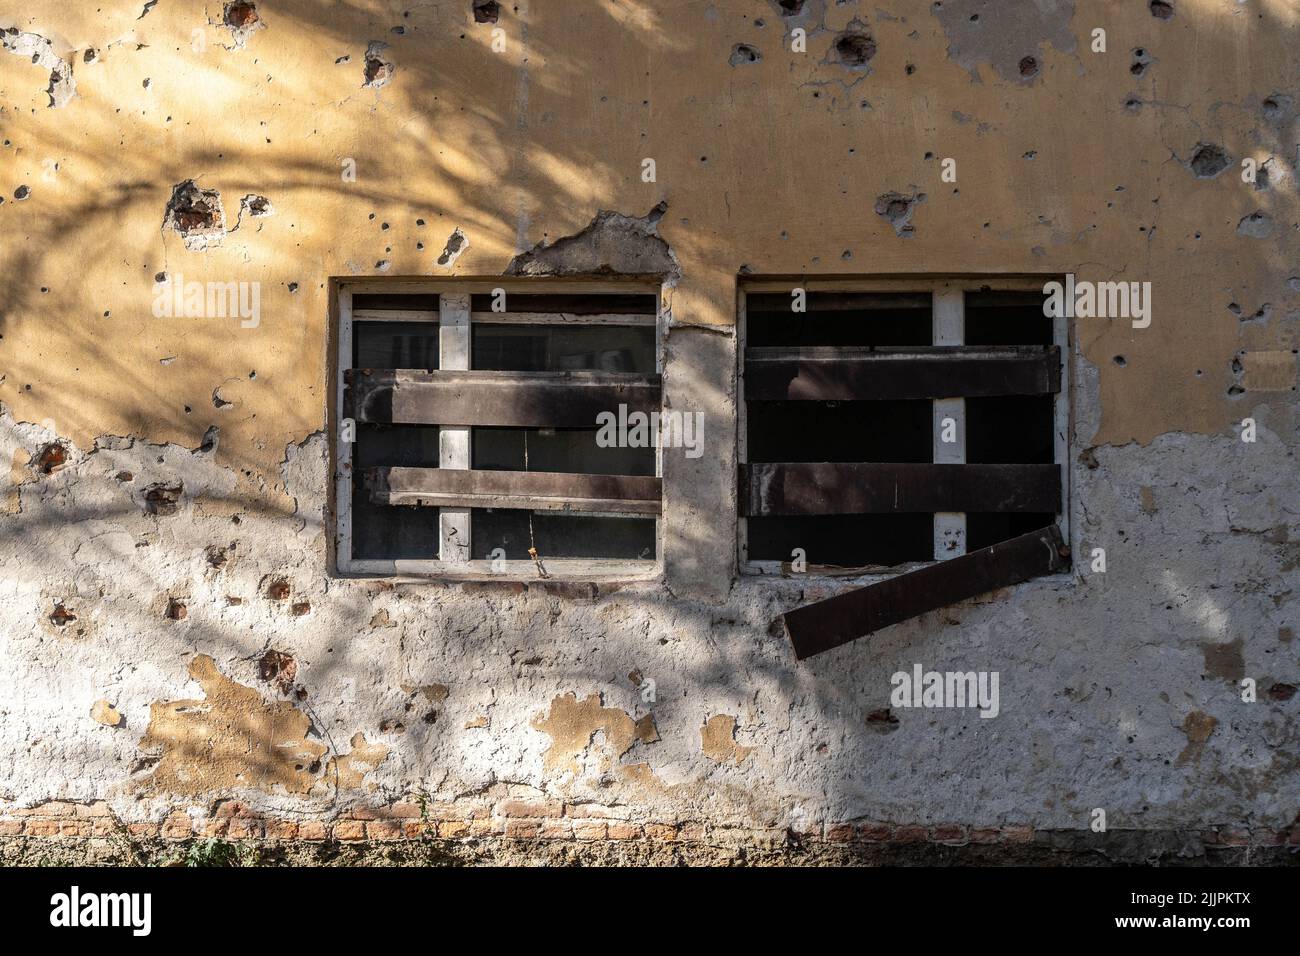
736;275;1071;578
332;278;665;581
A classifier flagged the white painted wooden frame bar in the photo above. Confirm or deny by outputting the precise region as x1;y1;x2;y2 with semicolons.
932;286;967;561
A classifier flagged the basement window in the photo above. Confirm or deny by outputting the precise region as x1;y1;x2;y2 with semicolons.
738;279;1072;658
334;282;663;578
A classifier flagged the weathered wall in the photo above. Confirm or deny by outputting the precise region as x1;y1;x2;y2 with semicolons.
0;0;1296;858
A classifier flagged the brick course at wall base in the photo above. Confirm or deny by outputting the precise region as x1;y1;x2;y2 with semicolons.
2;801;1295;866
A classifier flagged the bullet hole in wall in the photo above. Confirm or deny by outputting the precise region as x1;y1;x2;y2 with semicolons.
144;483;183;516
1150;0;1173;20
778;0;805;15
1130;49;1152;76
163;180;225;247
258;649;296;694
1189;143;1229;178
363;42;393;88
49;604;77;627
874;191;925;238
165;598;187;620
34;442;67;475
1018;56;1038;78
729;43;761;66
473;1;500;24
835;33;876;67
14;185;29;200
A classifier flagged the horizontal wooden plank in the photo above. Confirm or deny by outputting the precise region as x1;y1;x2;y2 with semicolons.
741;462;1061;515
782;525;1069;659
346;369;661;427
367;467;662;515
744;346;1060;400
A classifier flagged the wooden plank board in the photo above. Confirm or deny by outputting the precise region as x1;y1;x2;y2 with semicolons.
368;467;662;515
741;462;1061;515
743;346;1060;400
346;369;661;427
782;525;1070;659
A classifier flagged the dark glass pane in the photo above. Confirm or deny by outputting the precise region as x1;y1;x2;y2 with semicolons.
473;427;653;476
472;323;655;373
963;290;1054;345
351;424;440;560
746;400;931;463
966;395;1055;464
354;321;439;370
747;514;933;566
746;291;932;347
471;511;655;560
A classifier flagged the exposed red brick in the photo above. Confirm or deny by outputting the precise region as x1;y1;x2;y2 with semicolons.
76;802;112;818
539;820;574;840
226;818;264;840
333;820;366;841
1000;825;1034;843
265;820;299;841
826;823;855;842
504;819;542;839
676;822;705;841
0;821;24;836
572;821;607;841
366;820;403;841
606;822;642;840
1220;828;1250;847
402;821;431;839
857;822;893;842
644;823;678;841
931;825;967;844
297;821;327;841
26;820;61;837
213;800;257;819
161;812;193;839
894;825;927;843
126;822;159;839
438;820;470;839
969;828;999;844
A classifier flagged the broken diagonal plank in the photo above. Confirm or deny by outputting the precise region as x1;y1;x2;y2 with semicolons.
367;466;662;516
781;525;1069;660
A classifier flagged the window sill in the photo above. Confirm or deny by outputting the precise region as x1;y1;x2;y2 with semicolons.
336;558;661;585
